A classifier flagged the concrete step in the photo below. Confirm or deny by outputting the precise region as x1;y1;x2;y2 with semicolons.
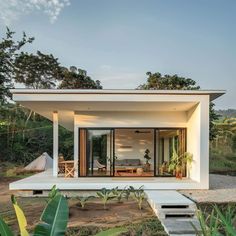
155;206;196;219
146;190;194;205
162;218;201;235
145;190;200;235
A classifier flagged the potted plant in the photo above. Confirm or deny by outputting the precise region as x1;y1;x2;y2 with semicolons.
181;152;193;178
143;149;151;172
168;145;193;179
168;147;181;178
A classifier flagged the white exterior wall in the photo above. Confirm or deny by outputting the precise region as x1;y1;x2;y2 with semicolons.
75;111;187;128
187;96;209;189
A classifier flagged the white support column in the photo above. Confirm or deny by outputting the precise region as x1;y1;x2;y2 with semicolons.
53;111;59;177
74;114;78;178
199;96;210;189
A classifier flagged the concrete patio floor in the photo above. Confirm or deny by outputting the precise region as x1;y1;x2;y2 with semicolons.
9;169;201;191
9;170;236;203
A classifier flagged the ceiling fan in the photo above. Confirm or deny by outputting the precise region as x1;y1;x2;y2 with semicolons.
135;130;151;134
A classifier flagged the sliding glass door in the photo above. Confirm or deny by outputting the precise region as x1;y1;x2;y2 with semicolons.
86;129;114;177
79;128;186;177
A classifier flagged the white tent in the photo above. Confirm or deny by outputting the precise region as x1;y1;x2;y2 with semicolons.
24;152;53;171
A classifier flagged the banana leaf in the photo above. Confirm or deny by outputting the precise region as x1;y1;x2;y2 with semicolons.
33;194;69;236
0;217;14;236
11;195;29;236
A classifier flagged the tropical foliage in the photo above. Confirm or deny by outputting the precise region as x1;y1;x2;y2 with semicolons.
137;72;200;90
129;186;146;210
193;204;236;236
59;66;102;89
75;196;94;209
96;188;117;209
14;51;62;89
211;117;236;152
0;187;69;236
0;28;34;104
112;186;127;203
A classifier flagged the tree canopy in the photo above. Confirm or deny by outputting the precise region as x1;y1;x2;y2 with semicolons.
0;28;34;104
58;66;102;89
14;51;62;89
138;72;200;90
138;71;218;140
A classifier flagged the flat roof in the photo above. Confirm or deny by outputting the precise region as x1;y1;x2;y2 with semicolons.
11;89;225;101
10;89;225;130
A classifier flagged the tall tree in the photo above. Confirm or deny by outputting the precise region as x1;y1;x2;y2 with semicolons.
137;72;200;90
58;66;102;89
14;51;61;89
138;71;218;140
210;103;220;141
0;28;34;104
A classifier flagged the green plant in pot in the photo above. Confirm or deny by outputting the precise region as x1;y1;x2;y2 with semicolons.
181;152;193;177
168;147;181;178
143;149;151;172
168;145;193;179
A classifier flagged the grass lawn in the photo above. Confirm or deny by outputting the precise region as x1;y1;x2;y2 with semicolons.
210;150;236;174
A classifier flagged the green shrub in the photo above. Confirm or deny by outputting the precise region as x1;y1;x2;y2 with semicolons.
5;167;17;177
129;186;145;210
96;188;116;210
125;217;167;236
75;196;94;209
194;204;236;235
0;187;69;236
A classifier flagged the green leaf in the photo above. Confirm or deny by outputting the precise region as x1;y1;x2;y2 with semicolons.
48;185;59;200
33;194;69;236
11;195;29;236
0;217;14;236
214;205;236;235
94;227;127;236
96;192;103;198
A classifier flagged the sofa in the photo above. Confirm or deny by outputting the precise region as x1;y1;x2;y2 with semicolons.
115;158;142;169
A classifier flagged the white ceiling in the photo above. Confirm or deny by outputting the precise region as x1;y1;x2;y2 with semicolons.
19;101;197;131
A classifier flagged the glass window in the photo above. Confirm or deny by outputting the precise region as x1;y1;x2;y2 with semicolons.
155;129;186;176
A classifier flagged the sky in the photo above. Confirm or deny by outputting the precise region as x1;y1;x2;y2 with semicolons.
0;0;235;109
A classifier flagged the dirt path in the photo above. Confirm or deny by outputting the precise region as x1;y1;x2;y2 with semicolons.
0;177;19;203
180;174;236;203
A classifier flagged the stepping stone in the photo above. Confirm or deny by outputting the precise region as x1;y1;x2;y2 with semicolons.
162;218;201;235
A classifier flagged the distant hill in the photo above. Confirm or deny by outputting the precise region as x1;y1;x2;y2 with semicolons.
216;109;236;118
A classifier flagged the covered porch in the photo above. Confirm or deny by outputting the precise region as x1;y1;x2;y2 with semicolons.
10;89;225;190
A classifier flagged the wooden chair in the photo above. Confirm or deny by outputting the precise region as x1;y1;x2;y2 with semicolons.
65;162;75;178
58;156;65;174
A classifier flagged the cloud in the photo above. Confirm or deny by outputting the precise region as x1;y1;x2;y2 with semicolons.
0;0;70;25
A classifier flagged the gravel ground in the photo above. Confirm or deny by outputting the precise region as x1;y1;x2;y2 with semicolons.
180;174;236;203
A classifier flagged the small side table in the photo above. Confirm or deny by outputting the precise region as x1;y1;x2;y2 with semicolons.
136;167;144;176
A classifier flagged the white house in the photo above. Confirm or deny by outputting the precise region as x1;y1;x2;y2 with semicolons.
9;89;225;192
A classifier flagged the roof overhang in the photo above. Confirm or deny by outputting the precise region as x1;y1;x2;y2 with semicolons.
10;89;225;130
11;89;225;101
